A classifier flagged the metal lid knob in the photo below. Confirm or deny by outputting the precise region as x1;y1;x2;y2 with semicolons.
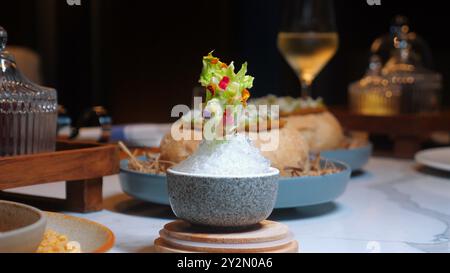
0;26;7;52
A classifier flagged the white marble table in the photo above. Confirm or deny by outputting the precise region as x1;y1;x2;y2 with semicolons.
7;157;450;253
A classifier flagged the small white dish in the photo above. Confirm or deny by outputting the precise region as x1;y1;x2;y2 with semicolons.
415;147;450;172
45;212;115;253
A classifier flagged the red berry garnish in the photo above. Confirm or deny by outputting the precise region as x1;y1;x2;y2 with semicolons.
219;76;230;90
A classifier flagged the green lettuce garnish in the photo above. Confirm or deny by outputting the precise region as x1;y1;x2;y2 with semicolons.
199;52;254;108
198;52;255;137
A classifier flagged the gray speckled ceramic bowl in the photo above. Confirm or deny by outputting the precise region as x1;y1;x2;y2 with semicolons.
167;168;279;229
0;201;47;253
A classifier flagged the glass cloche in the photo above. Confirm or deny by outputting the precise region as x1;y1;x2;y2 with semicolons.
371;15;433;68
0;26;58;156
382;24;442;114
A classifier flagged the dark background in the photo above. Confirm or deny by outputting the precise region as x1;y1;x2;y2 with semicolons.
1;0;449;124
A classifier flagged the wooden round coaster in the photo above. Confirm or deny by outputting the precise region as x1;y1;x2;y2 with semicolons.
154;238;299;254
159;234;296;253
161;220;290;244
154;220;299;253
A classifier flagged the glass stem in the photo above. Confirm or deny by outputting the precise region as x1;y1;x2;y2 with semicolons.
300;79;312;99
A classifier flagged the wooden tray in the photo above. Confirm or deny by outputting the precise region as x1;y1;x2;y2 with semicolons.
330;107;450;158
0;141;119;213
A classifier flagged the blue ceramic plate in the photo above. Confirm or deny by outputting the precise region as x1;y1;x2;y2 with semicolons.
320;143;373;171
119;158;169;205
120;158;351;209
275;161;351;209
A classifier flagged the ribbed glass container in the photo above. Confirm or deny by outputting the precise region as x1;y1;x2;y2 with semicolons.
0;26;57;157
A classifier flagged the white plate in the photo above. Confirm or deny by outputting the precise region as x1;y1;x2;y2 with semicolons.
415;147;450;172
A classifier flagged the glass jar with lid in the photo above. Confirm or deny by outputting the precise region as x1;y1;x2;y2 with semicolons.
349;55;401;116
0;26;58;157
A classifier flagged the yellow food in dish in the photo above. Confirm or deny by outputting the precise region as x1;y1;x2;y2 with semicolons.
37;229;82;253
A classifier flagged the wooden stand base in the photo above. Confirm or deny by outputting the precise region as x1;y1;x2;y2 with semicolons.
154;220;299;253
330;107;450;158
0;141;119;213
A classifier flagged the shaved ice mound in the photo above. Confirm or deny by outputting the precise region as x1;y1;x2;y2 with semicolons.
172;134;272;176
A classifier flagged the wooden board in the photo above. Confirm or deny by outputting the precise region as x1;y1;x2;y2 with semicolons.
154;220;299;254
0;141;119;190
331;107;450;135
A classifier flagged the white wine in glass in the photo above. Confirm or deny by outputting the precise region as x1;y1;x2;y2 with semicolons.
278;0;338;98
278;32;338;90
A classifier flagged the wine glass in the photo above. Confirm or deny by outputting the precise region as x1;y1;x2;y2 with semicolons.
278;0;339;98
